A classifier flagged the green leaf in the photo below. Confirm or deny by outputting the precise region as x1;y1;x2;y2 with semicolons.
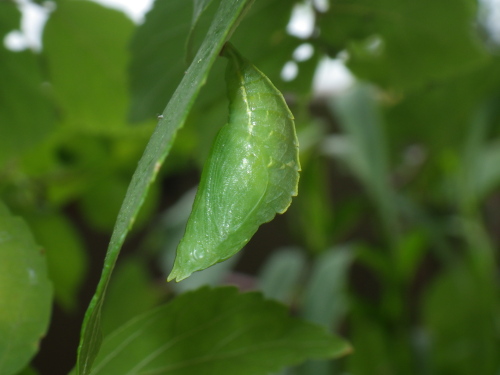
192;0;216;24
186;0;218;63
472;141;500;198
14;366;39;375
90;287;350;375
0;2;55;165
101;257;163;335
422;263;500;374
296;248;353;375
229;0;295;69
290;156;334;253
25;212;88;312
78;174;160;233
318;0;488;90
345;309;394;375
0;202;52;375
76;1;255;373
258;247;306;304
327;84;399;244
459;102;500;207
0;0;20;35
394;230;427;284
42;0;134;132
302;247;353;329
128;0;194;122
384;58;500;160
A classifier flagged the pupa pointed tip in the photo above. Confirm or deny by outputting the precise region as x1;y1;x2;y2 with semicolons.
167;268;191;283
166;269;178;283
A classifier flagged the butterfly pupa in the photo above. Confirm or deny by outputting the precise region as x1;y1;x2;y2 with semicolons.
168;43;300;282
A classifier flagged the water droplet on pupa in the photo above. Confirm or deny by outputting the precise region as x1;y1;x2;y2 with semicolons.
191;248;204;260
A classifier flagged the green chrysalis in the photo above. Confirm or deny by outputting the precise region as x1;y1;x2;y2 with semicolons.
168;43;300;282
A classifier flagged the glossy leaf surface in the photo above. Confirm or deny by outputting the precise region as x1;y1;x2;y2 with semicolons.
168;44;300;281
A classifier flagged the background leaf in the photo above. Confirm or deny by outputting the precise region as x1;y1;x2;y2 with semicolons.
318;0;488;90
327;84;399;244
258;247;306;304
0;1;55;165
422;262;499;375
0;202;52;375
100;257;164;335
90;287;350;375
25;212;88;312
128;0;194;122
43;0;134;132
297;247;353;375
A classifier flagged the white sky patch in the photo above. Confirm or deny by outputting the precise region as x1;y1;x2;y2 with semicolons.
21;1;50;50
3;0;50;51
4;31;26;51
90;0;154;23
281;61;299;81
287;1;315;39
313;0;330;13
480;0;500;43
313;57;355;97
293;43;314;62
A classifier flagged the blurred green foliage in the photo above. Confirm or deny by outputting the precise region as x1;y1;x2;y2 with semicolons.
1;0;500;374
